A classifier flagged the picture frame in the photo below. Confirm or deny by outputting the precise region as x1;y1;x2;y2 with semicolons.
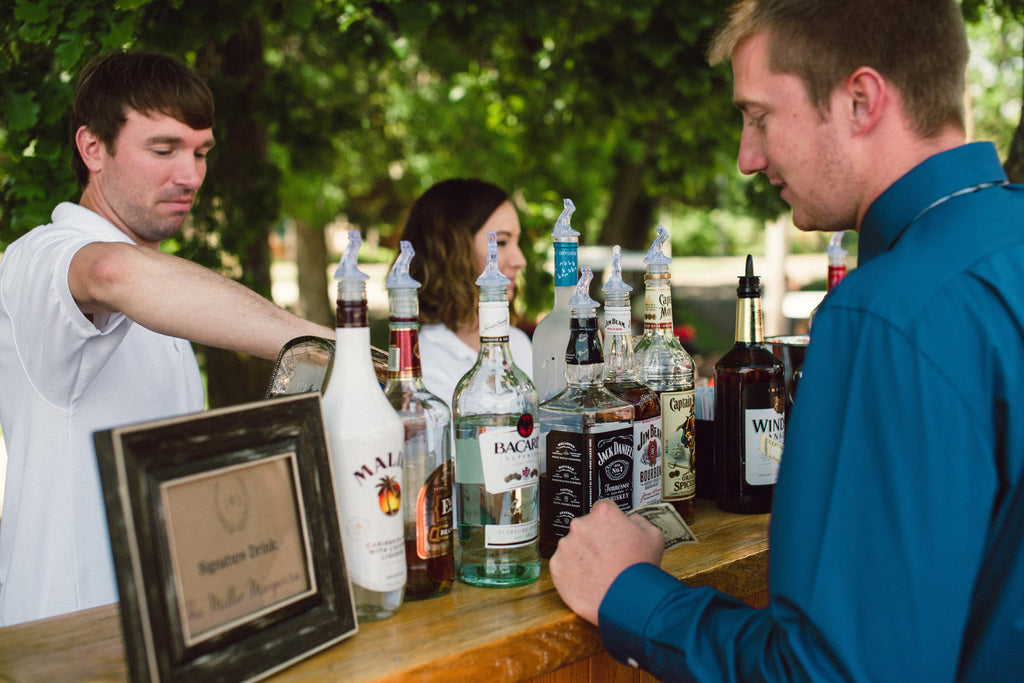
94;393;357;682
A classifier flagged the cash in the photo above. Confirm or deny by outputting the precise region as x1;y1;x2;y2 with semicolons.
628;503;699;549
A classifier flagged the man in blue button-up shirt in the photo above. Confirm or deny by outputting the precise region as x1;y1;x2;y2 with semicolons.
550;1;1024;681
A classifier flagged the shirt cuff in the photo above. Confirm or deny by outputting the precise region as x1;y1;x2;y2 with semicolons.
598;562;683;667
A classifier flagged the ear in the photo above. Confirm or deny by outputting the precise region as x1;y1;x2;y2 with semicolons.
842;67;887;135
75;125;106;174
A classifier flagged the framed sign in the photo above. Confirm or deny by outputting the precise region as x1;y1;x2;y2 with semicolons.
95;393;356;682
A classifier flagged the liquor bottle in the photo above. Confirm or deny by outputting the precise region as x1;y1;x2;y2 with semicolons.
634;226;697;523
384;241;454;600
321;230;406;620
714;255;786;514
808;230;848;331
532;198;578;402
453;232;541;587
602;246;662;510
539;266;634;558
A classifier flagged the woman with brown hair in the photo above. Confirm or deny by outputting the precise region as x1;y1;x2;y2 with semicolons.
398;178;532;407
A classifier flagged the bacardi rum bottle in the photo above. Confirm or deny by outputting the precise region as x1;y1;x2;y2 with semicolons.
532;198;578;402
384;241;454;600
322;230;406;620
453;232;541;587
714;255;785;514
539;266;634;557
602;246;662;510
634;226;697;523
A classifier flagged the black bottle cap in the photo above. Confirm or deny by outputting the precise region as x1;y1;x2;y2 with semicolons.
737;254;761;298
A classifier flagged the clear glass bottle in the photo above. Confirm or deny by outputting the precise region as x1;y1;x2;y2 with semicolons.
602;246;662;511
453;232;541;587
384;241;454;600
714;255;786;515
634;225;697;523
321;230;406;620
532;198;578;402
539;266;634;557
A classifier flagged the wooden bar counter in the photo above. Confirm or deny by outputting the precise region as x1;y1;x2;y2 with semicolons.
0;500;769;682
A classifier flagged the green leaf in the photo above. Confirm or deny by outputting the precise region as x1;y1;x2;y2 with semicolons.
1;89;41;132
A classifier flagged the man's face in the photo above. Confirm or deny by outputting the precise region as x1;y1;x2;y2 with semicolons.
732;32;858;232
87;109;215;246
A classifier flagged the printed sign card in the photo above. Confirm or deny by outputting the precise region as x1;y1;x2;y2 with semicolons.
95;394;356;682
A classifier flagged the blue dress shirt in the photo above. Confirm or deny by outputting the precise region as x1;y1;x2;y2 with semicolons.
598;142;1024;682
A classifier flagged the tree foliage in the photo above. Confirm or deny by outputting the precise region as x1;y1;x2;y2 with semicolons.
2;1;1022;403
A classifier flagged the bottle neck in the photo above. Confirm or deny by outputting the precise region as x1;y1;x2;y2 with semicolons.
642;273;674;336
734;295;765;345
566;316;604;386
827;264;847;291
386;316;423;383
336;297;368;328
553;240;579;288
603;304;637;380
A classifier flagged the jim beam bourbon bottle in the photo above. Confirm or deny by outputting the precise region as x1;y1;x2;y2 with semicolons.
602;246;662;510
714;255;785;514
384;242;454;599
634;225;697;523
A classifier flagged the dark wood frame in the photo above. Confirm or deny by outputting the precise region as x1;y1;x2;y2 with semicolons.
94;393;356;682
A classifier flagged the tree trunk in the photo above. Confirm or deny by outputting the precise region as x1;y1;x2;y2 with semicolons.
295;219;334;328
201;17;281;409
598;157;655;252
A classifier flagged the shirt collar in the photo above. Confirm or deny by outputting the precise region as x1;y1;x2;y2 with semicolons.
858;142;1008;266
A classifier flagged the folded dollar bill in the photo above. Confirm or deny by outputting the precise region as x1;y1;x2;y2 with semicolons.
627;503;699;549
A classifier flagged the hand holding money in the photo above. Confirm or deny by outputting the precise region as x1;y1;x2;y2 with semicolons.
549;499;667;626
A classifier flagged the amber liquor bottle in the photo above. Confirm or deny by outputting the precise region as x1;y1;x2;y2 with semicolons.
384;242;454;599
714;255;786;514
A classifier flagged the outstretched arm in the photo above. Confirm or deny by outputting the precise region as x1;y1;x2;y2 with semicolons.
69;241;333;360
549;498;665;626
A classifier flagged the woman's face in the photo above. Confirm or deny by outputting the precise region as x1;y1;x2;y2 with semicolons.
472;200;527;300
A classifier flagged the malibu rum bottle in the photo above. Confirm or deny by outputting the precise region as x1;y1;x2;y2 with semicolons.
539;266;634;557
322;230;406;620
453;233;541;587
634;226;697;523
602;246;662;510
532;198;578;402
714;255;786;514
384;242;454;600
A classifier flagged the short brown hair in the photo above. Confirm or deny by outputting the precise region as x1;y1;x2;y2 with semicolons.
399;179;511;330
71;51;215;188
708;0;967;138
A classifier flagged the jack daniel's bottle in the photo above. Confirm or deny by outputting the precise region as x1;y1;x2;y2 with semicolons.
453;233;540;587
322;231;406;620
384;242;454;599
539;266;634;558
714;255;785;514
634;226;697;523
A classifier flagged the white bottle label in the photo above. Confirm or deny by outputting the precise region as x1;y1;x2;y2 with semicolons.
660;389;695;501
478;301;510;339
633;414;663;508
485;519;539;549
335;438;407;592
604;306;631;334
470;424;540;494
743;407;784;485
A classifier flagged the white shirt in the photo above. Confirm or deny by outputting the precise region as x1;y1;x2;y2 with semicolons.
417;322;533;410
0;203;204;625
